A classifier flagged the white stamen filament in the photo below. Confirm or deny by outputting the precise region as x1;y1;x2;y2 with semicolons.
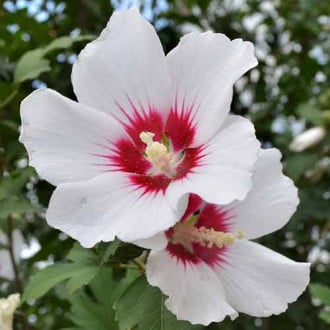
140;131;174;175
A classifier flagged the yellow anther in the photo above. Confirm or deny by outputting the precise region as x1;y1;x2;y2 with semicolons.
171;222;245;252
139;131;174;175
191;226;237;249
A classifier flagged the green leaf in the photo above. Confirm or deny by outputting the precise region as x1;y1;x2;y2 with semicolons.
69;268;138;330
66;264;100;294
0;196;34;219
23;264;84;301
297;102;324;125
67;243;100;264
14;35;94;83
44;35;94;53
319;310;330;324
23;244;101;301
310;283;330;306
114;276;203;330
65;243;101;293
14;48;51;83
285;153;318;181
0;167;35;200
100;239;121;264
110;243;144;262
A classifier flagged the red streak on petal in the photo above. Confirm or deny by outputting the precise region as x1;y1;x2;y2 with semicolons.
192;245;228;266
166;242;200;265
129;174;171;195
196;204;233;233
110;139;150;174
165;105;196;152
117;101;164;151
175;146;205;179
180;194;203;222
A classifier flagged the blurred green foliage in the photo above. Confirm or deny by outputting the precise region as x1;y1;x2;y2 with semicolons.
0;0;329;329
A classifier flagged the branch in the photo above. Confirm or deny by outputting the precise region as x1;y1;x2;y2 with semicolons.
6;216;31;330
0;89;18;110
6;216;23;294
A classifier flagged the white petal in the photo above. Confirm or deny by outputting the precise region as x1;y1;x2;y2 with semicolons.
72;8;172;121
167;32;257;146
227;148;299;239
146;250;238;325
46;172;185;247
133;232;167;250
167;115;260;206
20;89;125;186
218;240;310;317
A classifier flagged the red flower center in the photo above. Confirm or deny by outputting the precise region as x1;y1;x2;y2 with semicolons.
165;195;238;267
96;103;204;195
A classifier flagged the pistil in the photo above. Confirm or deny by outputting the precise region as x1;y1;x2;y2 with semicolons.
140;131;174;175
170;221;244;253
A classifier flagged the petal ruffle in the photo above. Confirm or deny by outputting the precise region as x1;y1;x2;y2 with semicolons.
218;240;310;317
167;115;260;206
72;8;172;123
167;32;257;146
226;148;299;239
46;172;186;247
20;89;125;186
146;250;238;325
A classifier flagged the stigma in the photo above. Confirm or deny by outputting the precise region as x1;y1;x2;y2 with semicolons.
140;131;174;176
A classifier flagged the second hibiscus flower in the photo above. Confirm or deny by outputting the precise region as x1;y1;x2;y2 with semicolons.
142;149;310;325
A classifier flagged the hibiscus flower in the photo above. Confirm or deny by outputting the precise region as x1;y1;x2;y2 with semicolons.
20;8;259;247
142;149;310;325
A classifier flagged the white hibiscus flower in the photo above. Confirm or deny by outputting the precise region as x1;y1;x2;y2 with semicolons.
142;149;310;325
19;8;259;247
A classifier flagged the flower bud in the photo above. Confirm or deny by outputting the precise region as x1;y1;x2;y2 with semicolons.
0;294;20;330
289;127;326;152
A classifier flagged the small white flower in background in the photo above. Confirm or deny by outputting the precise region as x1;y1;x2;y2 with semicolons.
0;294;20;330
19;8;260;247
289;126;326;152
138;149;310;325
0;230;24;280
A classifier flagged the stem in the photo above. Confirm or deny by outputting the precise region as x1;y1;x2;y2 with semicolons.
6;216;23;294
0;89;18;109
6;216;29;330
113;263;138;270
133;258;146;273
